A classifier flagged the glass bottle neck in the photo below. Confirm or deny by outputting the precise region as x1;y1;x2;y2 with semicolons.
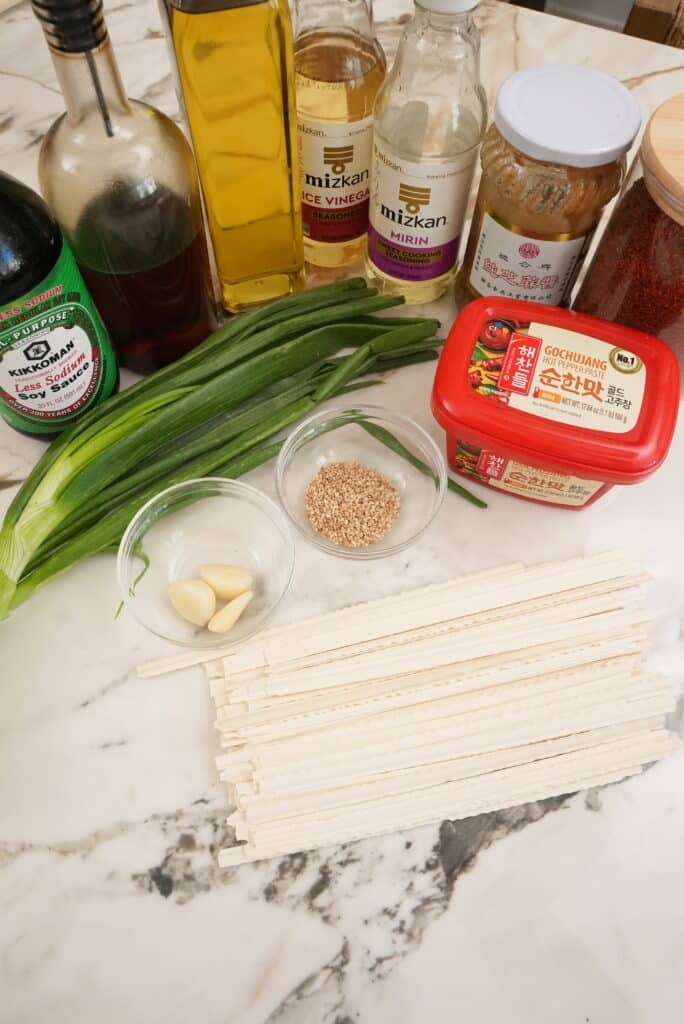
413;5;475;35
294;0;376;41
49;38;130;134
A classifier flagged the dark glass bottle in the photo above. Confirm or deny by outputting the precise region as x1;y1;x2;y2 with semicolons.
0;171;118;438
32;0;217;374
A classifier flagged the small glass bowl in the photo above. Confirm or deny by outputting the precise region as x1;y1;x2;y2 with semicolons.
116;478;295;648
276;404;447;559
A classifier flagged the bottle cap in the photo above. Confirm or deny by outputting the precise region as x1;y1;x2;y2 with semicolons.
417;0;479;13
32;0;107;55
494;65;641;169
641;92;684;227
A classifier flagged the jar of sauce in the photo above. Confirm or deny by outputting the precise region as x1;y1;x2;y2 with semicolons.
455;65;641;309
574;93;684;358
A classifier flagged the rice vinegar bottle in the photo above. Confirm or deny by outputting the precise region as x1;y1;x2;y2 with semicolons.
366;0;486;303
294;0;386;268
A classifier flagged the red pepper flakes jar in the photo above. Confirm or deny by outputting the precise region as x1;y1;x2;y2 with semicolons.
432;298;680;510
574;94;684;356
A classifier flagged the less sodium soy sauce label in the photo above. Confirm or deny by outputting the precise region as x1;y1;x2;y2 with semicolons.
0;238;117;434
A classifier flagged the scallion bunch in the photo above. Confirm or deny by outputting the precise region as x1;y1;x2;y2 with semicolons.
0;278;484;619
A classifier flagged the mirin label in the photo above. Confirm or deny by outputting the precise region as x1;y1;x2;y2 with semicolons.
0;238;117;435
368;139;475;282
298;116;373;243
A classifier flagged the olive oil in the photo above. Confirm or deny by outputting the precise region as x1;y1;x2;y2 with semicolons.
167;0;305;312
295;28;385;269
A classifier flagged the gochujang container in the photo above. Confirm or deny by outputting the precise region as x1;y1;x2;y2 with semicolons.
431;298;680;509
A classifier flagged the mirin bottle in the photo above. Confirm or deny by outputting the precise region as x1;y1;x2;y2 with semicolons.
366;0;486;303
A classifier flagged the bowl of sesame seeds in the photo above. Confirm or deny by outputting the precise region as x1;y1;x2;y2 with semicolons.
275;404;447;559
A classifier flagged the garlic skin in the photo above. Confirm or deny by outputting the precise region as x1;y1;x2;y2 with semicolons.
168;579;216;627
200;564;253;601
207;590;254;634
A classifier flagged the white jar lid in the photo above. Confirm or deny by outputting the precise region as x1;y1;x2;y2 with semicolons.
417;0;479;13
494;65;641;168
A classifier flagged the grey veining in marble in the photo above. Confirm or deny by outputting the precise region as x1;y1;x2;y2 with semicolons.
1;2;684;1022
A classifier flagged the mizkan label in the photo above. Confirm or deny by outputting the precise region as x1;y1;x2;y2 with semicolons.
298;115;373;243
368;138;476;282
468;207;591;305
467;319;646;434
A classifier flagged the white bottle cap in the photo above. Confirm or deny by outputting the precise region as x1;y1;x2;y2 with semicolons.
417;0;479;13
494;65;641;168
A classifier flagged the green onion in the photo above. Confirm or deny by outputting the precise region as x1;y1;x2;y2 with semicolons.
360;421;488;509
0;279;484;619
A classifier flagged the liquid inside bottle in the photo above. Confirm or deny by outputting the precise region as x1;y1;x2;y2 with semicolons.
295;27;385;268
74;185;216;374
32;0;217;375
365;0;486;304
167;0;305;312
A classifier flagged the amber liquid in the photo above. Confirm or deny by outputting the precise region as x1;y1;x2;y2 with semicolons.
169;0;305;312
79;234;216;375
295;30;385;269
75;185;216;374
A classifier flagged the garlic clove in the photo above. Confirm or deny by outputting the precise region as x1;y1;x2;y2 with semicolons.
200;563;254;601
168;579;216;627
207;590;254;634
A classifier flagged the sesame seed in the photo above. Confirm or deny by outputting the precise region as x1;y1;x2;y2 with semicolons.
304;460;400;549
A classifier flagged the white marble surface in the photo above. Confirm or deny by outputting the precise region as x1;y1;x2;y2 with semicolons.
1;2;684;1022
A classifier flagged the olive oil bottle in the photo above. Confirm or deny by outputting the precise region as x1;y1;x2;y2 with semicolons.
163;0;305;312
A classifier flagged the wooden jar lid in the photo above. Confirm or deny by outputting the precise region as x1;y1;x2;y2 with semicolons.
641;92;684;226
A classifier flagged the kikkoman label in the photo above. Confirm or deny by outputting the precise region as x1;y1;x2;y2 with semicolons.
468;208;591;304
368;140;476;282
298;116;374;243
0;238;117;434
467;319;646;435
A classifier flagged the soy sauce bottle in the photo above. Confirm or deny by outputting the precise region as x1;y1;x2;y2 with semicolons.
0;171;118;438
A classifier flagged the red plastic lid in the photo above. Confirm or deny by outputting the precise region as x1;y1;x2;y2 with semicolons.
432;298;680;483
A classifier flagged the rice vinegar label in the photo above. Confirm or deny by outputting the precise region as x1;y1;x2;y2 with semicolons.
468;207;590;304
298;115;374;243
368;139;475;282
0;238;117;434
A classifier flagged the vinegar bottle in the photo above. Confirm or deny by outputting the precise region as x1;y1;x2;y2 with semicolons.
163;0;306;312
294;0;386;268
32;0;217;376
0;171;118;438
366;0;486;304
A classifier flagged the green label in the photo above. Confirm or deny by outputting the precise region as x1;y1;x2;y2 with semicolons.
0;237;118;434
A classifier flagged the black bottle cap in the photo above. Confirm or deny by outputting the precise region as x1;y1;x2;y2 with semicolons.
32;0;107;55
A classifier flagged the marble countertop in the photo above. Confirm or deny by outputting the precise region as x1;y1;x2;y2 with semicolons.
2;2;684;1021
